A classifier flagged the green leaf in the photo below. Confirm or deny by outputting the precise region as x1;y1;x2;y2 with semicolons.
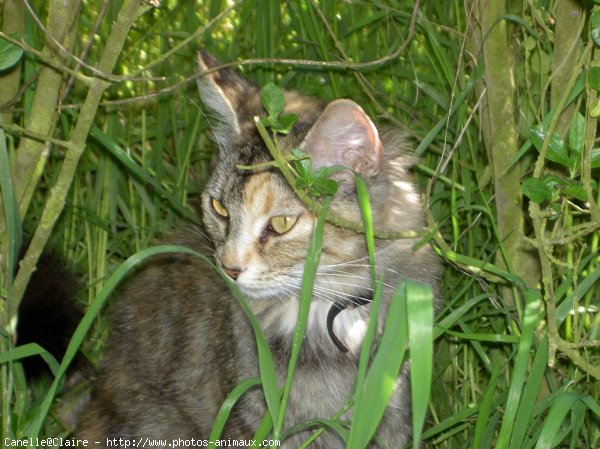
0;343;60;377
293;157;312;180
542;174;567;190
312;178;338;196
290;149;307;159
259;116;280;129
589;66;600;91
407;281;434;449
0;129;22;285
495;290;542;449
592;10;600;46
274;196;332;438
0;33;24;71
260;83;285;119
534;393;581;449
508;337;549;449
529;124;571;168
208;377;262;447
568;112;585;154
522;177;553;203
591;147;600;168
563;180;588;202
347;281;410;449
277;113;298;133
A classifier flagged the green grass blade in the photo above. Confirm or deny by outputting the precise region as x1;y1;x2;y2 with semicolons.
508;336;549;449
355;175;376;281
219;266;281;429
0;128;22;288
422;401;484;440
556;262;600;325
252;412;274;444
208;377;262;447
472;364;501;449
0;343;60;377
88;123;200;225
534;393;580;449
289;418;349;449
274;195;332;439
568;400;586;449
353;174;381;399
433;294;490;339
494;289;542;449
346;281;410;449
581;395;600;418
408;281;434;449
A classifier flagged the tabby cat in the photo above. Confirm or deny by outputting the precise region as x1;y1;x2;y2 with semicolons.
77;51;441;448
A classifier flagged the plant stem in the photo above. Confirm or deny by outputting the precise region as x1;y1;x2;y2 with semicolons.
479;0;539;295
3;0;152;332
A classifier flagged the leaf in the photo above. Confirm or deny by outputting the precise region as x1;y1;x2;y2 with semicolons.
592;9;600;46
314;165;347;178
563;180;588;202
277;113;298;133
346;281;410;449
568;112;585;154
407;281;434;448
293;157;312;179
312;178;338;196
589;66;600;92
529;124;571;168
208;377;262;447
522;177;553;203
591;147;600;168
259;116;280;129
542;174;567;190
260;83;285;119
0;33;24;71
0;129;22;285
534;393;581;449
290;149;307;159
494;290;542;449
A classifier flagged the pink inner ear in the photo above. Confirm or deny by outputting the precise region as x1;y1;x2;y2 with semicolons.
301;99;383;177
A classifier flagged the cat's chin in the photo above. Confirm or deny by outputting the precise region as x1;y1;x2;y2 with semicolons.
235;283;283;301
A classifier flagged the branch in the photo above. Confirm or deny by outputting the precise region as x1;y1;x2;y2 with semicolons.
9;0;80;223
479;0;540;295
4;0;152;332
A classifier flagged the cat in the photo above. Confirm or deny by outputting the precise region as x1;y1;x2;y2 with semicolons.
76;51;441;448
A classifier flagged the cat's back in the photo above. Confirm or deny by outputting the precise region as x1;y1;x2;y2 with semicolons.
78;230;248;442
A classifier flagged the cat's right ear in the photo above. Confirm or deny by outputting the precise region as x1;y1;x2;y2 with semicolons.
196;51;259;147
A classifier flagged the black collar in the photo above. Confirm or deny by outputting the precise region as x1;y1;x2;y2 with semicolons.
326;294;372;353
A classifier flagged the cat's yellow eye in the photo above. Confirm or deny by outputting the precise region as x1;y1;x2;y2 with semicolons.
269;215;298;234
211;198;229;218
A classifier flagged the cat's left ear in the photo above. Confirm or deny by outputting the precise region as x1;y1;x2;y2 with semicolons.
300;99;383;184
196;51;260;147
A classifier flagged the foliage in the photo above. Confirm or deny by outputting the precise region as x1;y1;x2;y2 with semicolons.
1;0;600;448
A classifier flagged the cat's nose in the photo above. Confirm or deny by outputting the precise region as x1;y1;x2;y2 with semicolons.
222;264;243;280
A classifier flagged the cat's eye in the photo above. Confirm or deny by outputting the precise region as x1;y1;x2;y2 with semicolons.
211;198;229;218
269;215;298;234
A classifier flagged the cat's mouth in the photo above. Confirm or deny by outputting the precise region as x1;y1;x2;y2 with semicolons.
222;269;282;300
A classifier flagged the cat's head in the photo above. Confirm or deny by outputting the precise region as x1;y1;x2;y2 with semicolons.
196;52;422;307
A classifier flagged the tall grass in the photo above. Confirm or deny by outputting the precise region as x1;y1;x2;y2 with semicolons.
1;0;600;447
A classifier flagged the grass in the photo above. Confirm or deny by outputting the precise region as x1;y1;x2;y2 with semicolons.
1;0;600;447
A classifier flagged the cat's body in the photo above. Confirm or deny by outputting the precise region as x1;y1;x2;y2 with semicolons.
77;52;441;448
